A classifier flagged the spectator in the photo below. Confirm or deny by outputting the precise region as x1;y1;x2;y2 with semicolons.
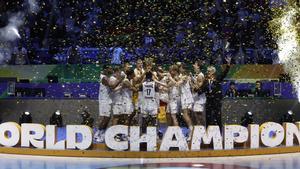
253;81;264;97
226;81;239;98
11;44;29;65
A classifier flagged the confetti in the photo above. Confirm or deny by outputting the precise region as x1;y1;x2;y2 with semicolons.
269;0;300;102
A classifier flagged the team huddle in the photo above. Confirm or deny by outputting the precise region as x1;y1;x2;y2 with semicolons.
95;58;231;143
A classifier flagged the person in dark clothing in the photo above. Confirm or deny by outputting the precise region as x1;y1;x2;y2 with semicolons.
253;81;264;97
198;57;231;129
226;81;239;98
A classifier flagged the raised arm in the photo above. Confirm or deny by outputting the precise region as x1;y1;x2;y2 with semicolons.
218;57;231;81
192;75;204;92
176;75;188;86
108;76;125;90
123;79;138;92
154;79;168;88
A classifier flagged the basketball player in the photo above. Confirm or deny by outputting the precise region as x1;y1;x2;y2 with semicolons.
94;65;123;143
178;64;194;138
132;59;145;115
110;66;126;126
123;61;132;73
112;68;137;141
156;66;171;126
138;72;159;133
121;69;137;125
138;61;167;133
167;65;181;126
191;60;206;126
134;59;145;80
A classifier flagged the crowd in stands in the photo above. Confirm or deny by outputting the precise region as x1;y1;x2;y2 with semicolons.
0;0;281;65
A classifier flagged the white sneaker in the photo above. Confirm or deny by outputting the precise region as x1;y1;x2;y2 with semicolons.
93;130;100;142
98;130;105;143
94;130;104;143
121;134;128;141
115;135;122;142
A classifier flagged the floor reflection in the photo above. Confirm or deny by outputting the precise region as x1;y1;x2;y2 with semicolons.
0;153;300;169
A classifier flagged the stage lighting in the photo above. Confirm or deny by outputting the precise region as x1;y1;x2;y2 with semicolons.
50;110;63;127
280;110;295;123
47;75;58;83
64;92;72;98
241;111;254;127
19;111;32;124
81;110;94;128
79;94;87;98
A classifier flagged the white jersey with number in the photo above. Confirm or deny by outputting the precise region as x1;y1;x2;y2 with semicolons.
143;81;155;99
139;81;158;116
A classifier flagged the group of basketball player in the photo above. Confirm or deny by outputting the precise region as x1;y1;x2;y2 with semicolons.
95;58;210;143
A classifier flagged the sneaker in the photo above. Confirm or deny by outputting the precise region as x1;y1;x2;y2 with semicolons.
121;134;128;141
94;130;104;143
93;130;101;143
98;130;105;143
158;130;163;140
115;134;122;142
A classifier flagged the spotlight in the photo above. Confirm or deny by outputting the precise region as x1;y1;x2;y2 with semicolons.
19;111;32;124
64;92;72;98
241;111;254;127
280;110;295;123
55;110;60;115
81;110;94;128
50;110;63;127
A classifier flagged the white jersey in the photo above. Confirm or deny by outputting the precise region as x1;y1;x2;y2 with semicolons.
180;77;194;103
122;79;133;102
142;81;156;99
192;72;206;112
168;85;181;114
110;76;123;105
159;76;169;103
169;85;180;101
122;79;134;114
192;72;206;104
180;76;194;110
139;81;158;116
99;74;112;104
